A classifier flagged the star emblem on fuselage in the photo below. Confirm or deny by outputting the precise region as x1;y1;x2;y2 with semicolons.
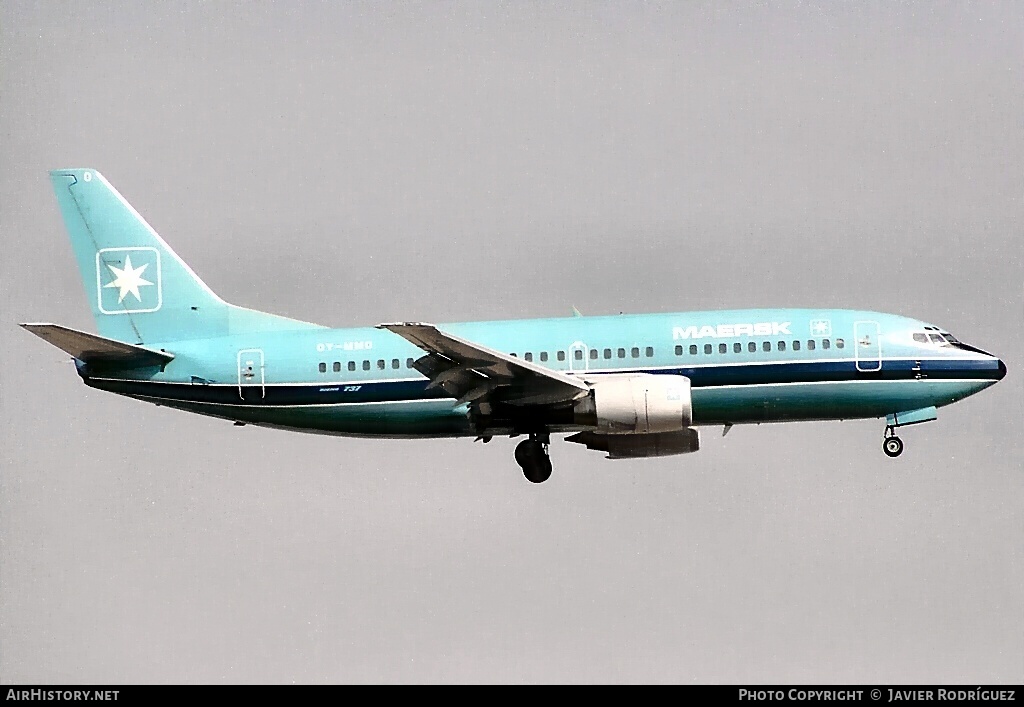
103;254;153;303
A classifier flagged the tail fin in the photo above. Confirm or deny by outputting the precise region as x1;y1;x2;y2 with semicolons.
49;169;322;343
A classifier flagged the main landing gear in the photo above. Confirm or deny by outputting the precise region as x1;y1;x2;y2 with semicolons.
883;426;904;458
515;432;552;483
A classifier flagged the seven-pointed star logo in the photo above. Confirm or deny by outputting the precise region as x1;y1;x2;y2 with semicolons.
103;254;153;303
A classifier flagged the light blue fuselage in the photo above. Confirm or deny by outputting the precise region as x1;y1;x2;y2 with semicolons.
84;308;1004;438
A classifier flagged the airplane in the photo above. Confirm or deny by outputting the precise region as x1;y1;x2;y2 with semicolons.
22;169;1006;483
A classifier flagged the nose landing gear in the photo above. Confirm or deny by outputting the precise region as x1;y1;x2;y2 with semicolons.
515;432;552;483
883;426;904;458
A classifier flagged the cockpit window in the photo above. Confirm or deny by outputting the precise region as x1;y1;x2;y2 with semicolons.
941;334;993;356
916;331;956;346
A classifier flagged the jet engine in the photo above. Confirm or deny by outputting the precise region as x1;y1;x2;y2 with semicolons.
566;429;701;459
574;373;693;434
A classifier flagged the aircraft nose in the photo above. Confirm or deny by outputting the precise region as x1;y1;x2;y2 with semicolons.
997;359;1006;380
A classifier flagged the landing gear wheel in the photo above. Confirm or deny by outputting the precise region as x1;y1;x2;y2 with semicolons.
514;439;539;468
523;457;553;484
515;437;553;483
883;436;904;458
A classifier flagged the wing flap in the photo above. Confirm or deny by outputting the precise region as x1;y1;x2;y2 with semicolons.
20;323;174;369
378;322;589;405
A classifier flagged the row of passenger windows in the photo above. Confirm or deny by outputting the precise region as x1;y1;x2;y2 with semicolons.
315;338;844;373
515;347;656;362
513;339;845;362
318;358;417;373
674;338;845;356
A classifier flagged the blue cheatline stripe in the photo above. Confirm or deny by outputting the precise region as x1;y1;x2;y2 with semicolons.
85;357;1002;407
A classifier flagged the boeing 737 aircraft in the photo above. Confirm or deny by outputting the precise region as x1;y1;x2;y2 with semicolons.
23;169;1006;482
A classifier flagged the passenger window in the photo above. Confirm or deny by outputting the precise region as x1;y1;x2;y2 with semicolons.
540;352;548;362
617;348;626;359
748;342;756;353
524;352;533;362
793;340;800;351
822;339;831;350
406;358;414;369
690;345;698;355
645;347;654;357
318;362;326;373
762;341;771;352
807;340;816;351
362;360;370;371
349;361;356;372
704;344;713;355
778;341;786;352
836;338;845;349
574;349;584;361
391;359;400;369
605;348;612;359
674;345;683;356
557;351;566;362
913;333;928;343
734;342;741;354
719;343;727;354
510;353;517;358
627;347;637;358
590;349;599;360
333;361;341;373
377;359;386;370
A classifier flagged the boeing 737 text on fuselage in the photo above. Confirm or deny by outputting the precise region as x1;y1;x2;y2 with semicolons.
23;169;1006;482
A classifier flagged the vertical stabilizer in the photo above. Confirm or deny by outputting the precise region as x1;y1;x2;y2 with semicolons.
49;169;322;343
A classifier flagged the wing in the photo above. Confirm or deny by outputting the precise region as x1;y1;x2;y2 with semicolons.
377;322;589;406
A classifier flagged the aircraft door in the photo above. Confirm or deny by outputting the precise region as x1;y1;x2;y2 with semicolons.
854;321;881;372
568;341;589;374
237;348;265;400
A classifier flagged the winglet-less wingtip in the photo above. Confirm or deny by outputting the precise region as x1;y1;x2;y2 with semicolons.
377;322;433;329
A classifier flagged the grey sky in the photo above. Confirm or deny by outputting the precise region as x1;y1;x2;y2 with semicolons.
2;1;1022;683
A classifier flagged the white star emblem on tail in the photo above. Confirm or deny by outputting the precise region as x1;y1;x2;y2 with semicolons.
95;247;162;314
103;254;152;303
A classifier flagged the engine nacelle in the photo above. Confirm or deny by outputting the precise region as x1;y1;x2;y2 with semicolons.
574;373;693;434
566;429;701;459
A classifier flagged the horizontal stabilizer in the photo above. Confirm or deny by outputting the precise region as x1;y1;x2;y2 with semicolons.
20;323;174;368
